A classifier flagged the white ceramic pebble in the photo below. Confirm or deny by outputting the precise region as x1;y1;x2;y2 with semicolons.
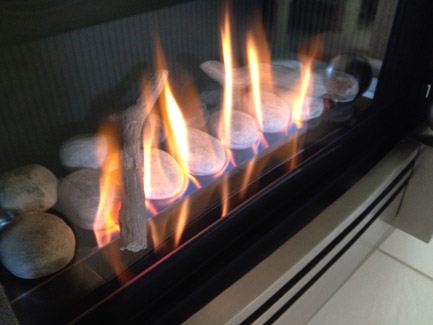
59;134;108;170
186;128;227;176
209;110;259;150
248;91;291;133
57;168;117;230
301;97;324;120
280;92;324;121
200;61;249;89
323;71;359;102
145;149;185;200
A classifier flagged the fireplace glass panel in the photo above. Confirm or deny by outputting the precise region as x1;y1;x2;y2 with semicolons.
0;0;401;323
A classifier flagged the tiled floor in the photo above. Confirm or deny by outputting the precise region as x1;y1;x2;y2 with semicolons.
308;229;433;325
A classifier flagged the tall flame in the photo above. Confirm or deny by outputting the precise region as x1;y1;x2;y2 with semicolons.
218;3;236;218
288;38;323;170
291;38;322;128
143;112;157;198
94;119;122;248
238;13;274;199
145;40;193;250
148;198;190;253
174;198;190;247
156;42;190;178
291;63;312;128
219;3;234;146
246;12;274;130
246;36;263;129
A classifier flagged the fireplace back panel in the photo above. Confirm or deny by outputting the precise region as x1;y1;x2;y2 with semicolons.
0;0;398;174
0;0;255;174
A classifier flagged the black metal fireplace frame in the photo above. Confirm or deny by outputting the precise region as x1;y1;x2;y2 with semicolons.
76;0;433;322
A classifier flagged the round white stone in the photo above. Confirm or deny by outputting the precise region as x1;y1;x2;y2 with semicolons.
145;149;185;200
263;65;327;98
59;134;108;170
200;60;249;89
186;128;227;176
301;97;324;120
57;168;117;230
280;92;324;121
323;71;359;102
248;91;291;133
209;110;259;150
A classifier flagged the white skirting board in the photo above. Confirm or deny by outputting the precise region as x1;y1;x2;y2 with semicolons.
186;139;419;325
391;144;433;243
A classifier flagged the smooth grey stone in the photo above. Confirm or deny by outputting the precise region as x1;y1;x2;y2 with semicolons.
187;128;227;176
323;71;359;102
200;89;244;111
302;97;325;121
209;110;259;150
57;168;118;230
59;134;108;170
200;89;222;108
143;105;209;147
247;91;291;133
200;60;326;96
280;92;324;121
200;61;249;89
276;69;327;98
145;149;185;200
0;211;75;279
0;164;57;211
300;97;325;121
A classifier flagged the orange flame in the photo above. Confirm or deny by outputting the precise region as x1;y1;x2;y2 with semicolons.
145;39;196;250
240;155;257;198
237;13;274;200
246;12;275;130
143;113;157;199
148;217;167;253
291;38;323;128
218;3;235;218
148;197;190;253
94;119;122;248
219;3;234;147
145;200;159;216
247;38;263;129
156;42;190;179
291;64;312;128
221;173;230;218
289;38;323;170
174;198;190;247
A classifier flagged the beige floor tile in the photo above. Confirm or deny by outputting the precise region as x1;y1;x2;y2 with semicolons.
308;251;433;325
380;229;433;279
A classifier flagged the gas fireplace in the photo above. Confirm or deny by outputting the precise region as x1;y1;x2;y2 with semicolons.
0;0;432;323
